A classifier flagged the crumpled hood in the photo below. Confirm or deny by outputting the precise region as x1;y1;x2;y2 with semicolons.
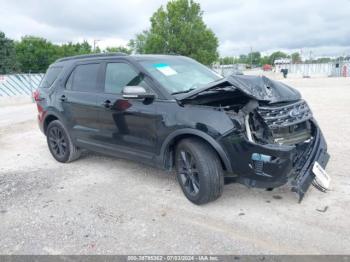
177;75;301;103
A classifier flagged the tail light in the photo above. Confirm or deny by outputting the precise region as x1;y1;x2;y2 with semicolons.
33;89;42;102
33;89;45;122
33;89;44;102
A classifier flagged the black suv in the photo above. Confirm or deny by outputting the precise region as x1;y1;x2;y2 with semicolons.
34;53;330;204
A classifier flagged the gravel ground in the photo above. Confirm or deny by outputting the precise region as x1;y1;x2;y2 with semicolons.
0;77;350;254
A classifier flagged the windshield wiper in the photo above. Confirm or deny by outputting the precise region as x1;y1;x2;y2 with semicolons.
171;88;195;95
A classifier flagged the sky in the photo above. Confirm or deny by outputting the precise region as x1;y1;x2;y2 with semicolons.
1;0;349;58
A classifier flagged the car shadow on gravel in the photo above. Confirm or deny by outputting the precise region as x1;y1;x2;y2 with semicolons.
71;149;304;206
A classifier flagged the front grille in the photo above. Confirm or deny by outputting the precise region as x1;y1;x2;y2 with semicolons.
257;100;312;129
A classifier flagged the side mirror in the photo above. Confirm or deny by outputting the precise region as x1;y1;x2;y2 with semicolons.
122;86;155;100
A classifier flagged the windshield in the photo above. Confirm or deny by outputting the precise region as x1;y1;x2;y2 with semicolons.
139;57;223;94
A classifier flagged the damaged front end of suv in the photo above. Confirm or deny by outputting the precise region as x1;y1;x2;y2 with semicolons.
177;75;330;201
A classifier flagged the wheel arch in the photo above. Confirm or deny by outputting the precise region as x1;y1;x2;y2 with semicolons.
159;129;232;172
43;112;62;135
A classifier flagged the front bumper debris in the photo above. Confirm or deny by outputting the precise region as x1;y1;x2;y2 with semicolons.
220;121;329;202
291;126;330;202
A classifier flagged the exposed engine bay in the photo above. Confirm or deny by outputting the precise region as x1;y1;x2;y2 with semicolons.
180;86;313;147
176;74;315;147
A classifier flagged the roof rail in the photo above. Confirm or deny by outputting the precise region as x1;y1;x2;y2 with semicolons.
55;52;128;62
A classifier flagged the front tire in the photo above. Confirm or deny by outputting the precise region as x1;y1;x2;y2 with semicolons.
46;120;81;163
175;138;224;205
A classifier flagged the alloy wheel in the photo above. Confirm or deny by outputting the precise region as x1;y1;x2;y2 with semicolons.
178;150;200;196
48;126;67;158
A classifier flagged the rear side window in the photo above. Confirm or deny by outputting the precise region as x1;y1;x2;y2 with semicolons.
40;66;62;88
67;63;100;92
104;63;147;94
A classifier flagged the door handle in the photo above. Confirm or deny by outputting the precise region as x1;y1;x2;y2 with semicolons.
59;95;67;102
102;100;112;108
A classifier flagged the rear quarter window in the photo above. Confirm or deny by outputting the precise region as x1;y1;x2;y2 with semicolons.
67;63;100;92
40;66;63;88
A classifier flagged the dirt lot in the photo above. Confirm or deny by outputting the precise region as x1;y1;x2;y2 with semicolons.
0;77;350;254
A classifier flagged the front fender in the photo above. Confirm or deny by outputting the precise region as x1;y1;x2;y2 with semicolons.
157;128;233;172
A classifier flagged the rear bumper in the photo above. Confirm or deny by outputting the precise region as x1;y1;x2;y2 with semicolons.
35;103;46;134
37;114;45;134
220;120;329;200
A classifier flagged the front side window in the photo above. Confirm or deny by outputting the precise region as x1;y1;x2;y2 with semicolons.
40;66;62;88
104;63;147;94
139;57;222;94
68;63;100;92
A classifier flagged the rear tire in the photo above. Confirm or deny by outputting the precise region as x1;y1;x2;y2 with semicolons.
46;120;81;163
175;138;224;205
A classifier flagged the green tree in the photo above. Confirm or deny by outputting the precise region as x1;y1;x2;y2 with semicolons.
94;46;101;53
56;42;78;58
248;51;261;66
219;56;235;65
105;46;132;54
238;54;248;64
75;40;92;54
55;41;93;59
291;52;301;63
315;57;332;63
268;51;289;65
0;31;18;73
128;30;150;54
130;0;219;65
15;36;58;73
260;55;270;65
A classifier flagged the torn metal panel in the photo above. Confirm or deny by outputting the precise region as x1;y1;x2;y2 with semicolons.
177;75;301;103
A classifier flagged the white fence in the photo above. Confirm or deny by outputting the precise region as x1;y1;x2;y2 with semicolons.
275;63;350;77
1;63;349;98
213;62;350;78
212;64;246;77
0;74;44;97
